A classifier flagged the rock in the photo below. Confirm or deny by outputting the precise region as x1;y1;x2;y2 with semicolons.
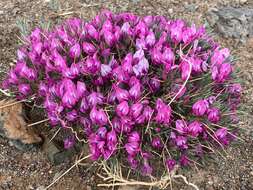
184;3;198;12
42;138;80;165
0;99;42;151
207;7;253;43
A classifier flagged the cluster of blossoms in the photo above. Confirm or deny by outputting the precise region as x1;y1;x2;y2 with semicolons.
3;11;241;176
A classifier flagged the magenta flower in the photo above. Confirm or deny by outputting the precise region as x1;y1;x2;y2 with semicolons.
188;121;203;137
76;81;86;97
127;155;139;169
151;137;163;149
121;22;132;35
211;48;230;66
116;101;129;117
17;49;27;60
215;128;227;139
149;77;161;92
66;109;78;121
128;131;141;143
145;31;156;47
90;107;108;126
97;108;108;126
207;96;216;105
129;83;141;100
166;159;176;172
85;23;99;40
114;85;130;102
207;108;221;123
229;83;242;96
162;47;174;71
69;43;81;58
18;84;31;96
97;127;107;139
87;92;104;106
175;119;188;134
192;99;209;116
143;106;154;122
125;142;139;156
52;50;67;70
101;64;112;77
179;154;190;166
122;53;133;74
175;136;188;149
170;20;185;43
62;91;78;108
155;99;172;124
38;82;48;96
130;103;143;118
104;30;116;47
218;63;232;82
133;57;149;76
141;159;153;176
107;130;117;144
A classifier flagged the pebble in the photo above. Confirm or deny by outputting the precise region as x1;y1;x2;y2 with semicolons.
168;8;173;14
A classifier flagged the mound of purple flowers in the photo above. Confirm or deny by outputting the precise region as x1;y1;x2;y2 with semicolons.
2;10;241;176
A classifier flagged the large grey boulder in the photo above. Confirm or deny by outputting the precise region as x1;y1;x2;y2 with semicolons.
207;7;253;42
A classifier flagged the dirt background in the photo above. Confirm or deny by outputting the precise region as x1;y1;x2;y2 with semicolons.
0;0;253;190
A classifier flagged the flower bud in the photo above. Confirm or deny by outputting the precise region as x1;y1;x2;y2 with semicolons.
155;99;171;124
151;137;163;149
76;81;87;97
130;103;143;118
207;108;221;123
175;136;188;149
18;83;31;96
97;127;107;139
179;154;190;166
66;109;78;121
143;106;154;122
69;43;81;58
107;130;117;144
122;53;133;74
128;131;140;143
166;159;176;172
114;85;130;102
101;64;112;77
145;31;156;47
129;83;141;100
192;99;209;116
127;155;139;169
188;121;203;137
85;23;99;40
116;101;129;117
149;77;161;91
82;42;96;55
175;119;188;134
125;142;139;156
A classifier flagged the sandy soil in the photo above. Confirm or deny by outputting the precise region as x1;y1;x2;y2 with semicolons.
0;0;253;189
